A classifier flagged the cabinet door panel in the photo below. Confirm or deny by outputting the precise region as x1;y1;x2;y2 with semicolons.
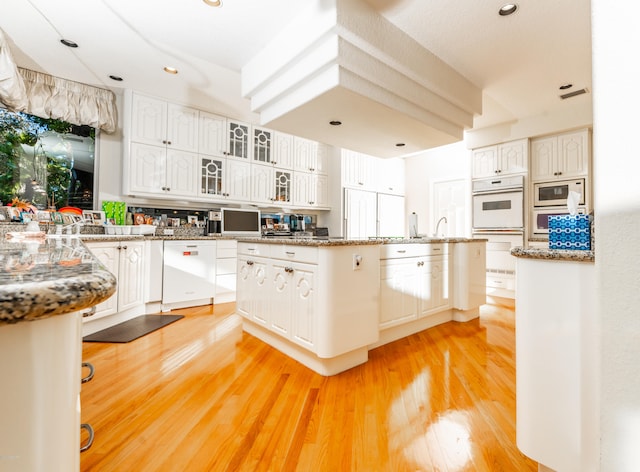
167;104;199;152
130;94;166;146
200;157;224;197
118;242;145;312
227;120;251;160
270;264;291;336
225;159;252;201
166;150;198;197
558;131;589;178
498;139;528;174
471;146;498;178
87;245;119;319
251;164;274;204
380;259;419;328
291;264;315;348
129;143;166;194
531;136;557;181
273;132;294;169
253;127;273;164
199;112;227;157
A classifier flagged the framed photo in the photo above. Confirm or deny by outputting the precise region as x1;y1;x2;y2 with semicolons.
82;210;106;225
51;212;64;224
20;212;33;223
36;210;52;222
187;215;198;225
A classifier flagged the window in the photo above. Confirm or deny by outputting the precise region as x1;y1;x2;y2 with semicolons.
0;108;96;211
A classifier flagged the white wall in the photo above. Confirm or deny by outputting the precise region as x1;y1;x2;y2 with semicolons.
404;141;472;237
592;1;640;470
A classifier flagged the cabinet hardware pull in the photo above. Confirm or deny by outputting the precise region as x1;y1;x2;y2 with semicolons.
117;246;122;251
285;251;295;256
122;246;128;250
247;260;254;266
81;362;95;383
82;306;97;318
397;250;406;253
285;267;294;273
162;140;167;144
167;141;172;145
80;424;94;452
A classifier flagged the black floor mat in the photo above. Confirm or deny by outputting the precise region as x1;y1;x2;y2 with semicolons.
83;314;184;343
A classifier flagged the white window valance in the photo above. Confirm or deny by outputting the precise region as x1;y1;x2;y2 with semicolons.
17;68;118;134
0;29;117;133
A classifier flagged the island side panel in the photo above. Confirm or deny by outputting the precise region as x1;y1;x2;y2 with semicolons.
315;245;380;358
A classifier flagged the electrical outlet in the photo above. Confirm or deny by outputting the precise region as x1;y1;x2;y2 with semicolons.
352;254;362;270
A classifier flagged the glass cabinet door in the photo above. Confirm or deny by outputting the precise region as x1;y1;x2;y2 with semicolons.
227;121;250;160
253;127;272;163
201;157;224;196
274;171;292;204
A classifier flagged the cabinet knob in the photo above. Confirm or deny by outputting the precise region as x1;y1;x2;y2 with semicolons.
558;171;562;175
167;141;172;145
162;140;167;144
247;260;254;266
285;267;294;273
123;246;128;250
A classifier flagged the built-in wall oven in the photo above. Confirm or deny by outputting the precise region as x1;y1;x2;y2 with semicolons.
472;175;524;299
472;175;524;231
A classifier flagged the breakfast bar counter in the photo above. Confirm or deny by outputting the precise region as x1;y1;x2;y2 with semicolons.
0;235;116;472
511;247;598;471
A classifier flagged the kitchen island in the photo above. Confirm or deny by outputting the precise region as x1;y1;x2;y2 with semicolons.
511;246;597;472
236;237;486;376
0;235;116;472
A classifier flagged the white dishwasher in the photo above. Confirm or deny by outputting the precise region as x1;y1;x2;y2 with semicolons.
162;240;216;305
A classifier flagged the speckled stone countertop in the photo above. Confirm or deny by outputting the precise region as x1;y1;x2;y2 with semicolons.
511;246;595;262
234;236;484;247
0;236;117;325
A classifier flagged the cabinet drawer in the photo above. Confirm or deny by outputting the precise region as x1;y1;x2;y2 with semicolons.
270;245;318;264
486;272;515;290
217;240;237;251
380;244;428;259
217;258;237;275
237;242;270;257
217;247;237;258
426;243;448;256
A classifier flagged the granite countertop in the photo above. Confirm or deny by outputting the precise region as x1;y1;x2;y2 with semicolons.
511;246;595;262
235;236;484;246
0;236;117;325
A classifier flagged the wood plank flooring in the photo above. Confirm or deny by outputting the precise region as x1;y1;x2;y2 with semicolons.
80;303;537;471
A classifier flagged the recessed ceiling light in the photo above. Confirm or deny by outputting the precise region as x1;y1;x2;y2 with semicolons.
163;66;178;75
60;39;78;48
109;75;123;82
498;4;518;16
395;143;406;147
203;0;222;6
329;120;342;126
559;83;573;90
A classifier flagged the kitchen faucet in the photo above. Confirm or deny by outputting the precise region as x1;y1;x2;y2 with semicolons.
434;216;447;237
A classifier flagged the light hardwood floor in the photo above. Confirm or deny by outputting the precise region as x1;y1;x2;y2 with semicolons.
80;302;537;471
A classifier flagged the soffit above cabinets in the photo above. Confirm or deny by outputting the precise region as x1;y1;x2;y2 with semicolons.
241;0;482;158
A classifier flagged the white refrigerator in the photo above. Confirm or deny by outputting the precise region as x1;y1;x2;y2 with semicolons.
344;188;405;239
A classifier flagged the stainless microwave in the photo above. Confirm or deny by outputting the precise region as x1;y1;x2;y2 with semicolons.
531;207;586;236
533;178;585;207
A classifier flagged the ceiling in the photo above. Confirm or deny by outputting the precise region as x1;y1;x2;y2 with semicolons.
0;0;592;157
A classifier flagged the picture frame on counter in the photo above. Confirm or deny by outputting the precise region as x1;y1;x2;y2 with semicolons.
82;210;106;225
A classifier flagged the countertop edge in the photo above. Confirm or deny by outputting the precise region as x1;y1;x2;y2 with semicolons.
511;246;595;262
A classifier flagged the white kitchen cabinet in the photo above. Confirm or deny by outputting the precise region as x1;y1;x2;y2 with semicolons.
251;163;292;205
215;240;237;304
130;92;199;152
198;111;227;157
85;240;145;321
294;136;327;174
236;253;270;327
252;126;273;164
379;244;450;330
530;129;590;182
292;172;329;208
342;148;378;190
128;143;199;198
226;119;251;160
237;244;317;351
377;158;405;195
273;131;295;169
380;258;420;328
472;138;528;178
199;155;251;202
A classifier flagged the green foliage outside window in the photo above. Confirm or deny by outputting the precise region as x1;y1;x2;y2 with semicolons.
0;109;95;210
